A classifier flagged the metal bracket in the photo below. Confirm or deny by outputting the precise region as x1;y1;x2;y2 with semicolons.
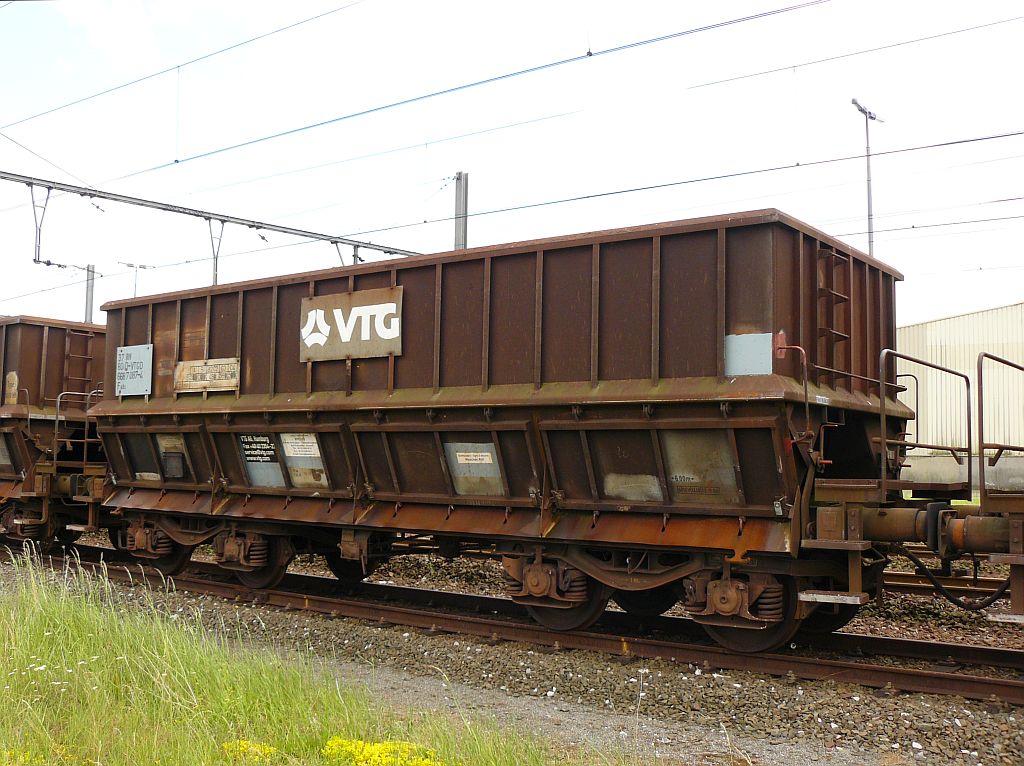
208;218;225;285
30;185;50;263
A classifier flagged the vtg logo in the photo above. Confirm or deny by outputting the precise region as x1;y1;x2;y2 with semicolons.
298;287;404;361
300;304;400;348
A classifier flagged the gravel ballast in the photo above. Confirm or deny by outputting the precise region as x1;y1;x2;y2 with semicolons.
9;547;1023;765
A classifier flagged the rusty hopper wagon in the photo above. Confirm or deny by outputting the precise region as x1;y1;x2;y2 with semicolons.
91;210;1022;652
0;316;108;544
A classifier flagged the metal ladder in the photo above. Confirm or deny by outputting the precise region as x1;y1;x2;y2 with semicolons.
816;247;853;390
61;330;95;409
52;387;105;534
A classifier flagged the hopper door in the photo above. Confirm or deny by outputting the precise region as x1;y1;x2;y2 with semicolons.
539;417;789;518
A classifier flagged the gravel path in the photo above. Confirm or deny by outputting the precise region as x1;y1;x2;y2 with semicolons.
9;546;1023;765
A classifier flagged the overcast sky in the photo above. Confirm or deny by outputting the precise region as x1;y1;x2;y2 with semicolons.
0;0;1022;327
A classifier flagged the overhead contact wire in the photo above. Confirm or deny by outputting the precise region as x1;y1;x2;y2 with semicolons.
340;129;1024;237
0;1;366;131
0;131;93;187
119;1;829;177
689;15;1024;89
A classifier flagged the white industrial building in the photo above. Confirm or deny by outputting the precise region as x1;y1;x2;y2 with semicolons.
896;302;1024;489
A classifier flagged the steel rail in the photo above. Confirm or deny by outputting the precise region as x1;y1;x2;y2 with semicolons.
17;545;1024;705
147;568;1024;703
883;570;1007;599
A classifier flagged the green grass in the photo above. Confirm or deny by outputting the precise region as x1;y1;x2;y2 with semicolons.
0;552;624;766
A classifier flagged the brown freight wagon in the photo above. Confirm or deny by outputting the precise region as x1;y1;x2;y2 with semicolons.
0;316;109;544
93;209;1008;651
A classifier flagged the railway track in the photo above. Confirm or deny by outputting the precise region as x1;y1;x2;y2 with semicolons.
882;569;1007;599
14;544;1024;706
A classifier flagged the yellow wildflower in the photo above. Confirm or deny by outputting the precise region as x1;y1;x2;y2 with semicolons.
221;739;278;762
320;737;444;766
0;751;45;765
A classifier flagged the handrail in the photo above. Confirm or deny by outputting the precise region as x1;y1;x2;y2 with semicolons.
17;387;34;441
879;349;971;497
977;352;1024;499
52;388;104;460
773;335;813;441
896;372;919;449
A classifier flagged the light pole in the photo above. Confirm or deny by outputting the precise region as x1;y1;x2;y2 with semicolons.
118;261;156;298
852;98;883;258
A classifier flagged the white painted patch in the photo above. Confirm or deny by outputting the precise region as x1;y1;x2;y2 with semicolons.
603;473;664;503
724;333;773;376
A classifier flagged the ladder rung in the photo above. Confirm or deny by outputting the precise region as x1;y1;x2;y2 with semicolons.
818;288;849;302
818;328;850;340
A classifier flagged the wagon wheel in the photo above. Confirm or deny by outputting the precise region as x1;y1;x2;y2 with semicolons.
797;603;860;636
323;552;376;584
524;578;611;632
701;576;802;653
235;537;293;590
107;526;127;551
612;583;681;618
144;541;195;578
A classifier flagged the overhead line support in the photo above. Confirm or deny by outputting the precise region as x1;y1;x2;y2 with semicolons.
29;185;50;263
0;170;421;259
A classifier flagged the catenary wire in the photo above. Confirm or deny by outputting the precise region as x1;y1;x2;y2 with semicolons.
337;128;1024;238
0;1;365;131
689;15;1024;89
0;131;93;187
115;10;1016;206
837;214;1024;238
115;1;829;179
190;110;580;195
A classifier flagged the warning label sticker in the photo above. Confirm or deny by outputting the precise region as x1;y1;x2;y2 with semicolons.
281;433;321;458
456;451;493;465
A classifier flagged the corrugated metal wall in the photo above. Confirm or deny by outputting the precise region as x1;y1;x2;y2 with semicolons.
897;303;1024;452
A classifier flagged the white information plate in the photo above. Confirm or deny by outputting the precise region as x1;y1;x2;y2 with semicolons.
115;344;153;396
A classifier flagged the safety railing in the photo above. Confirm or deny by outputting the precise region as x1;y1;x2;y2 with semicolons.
879;349;971;498
896;372;919;449
977;352;1024;499
51;388;104;470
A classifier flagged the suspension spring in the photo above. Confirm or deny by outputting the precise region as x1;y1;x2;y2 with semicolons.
152;532;173;556
247;539;269;567
562;569;588;602
756;583;784;620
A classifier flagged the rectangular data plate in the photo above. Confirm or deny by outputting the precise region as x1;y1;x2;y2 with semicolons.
174;357;240;392
115;344;153;396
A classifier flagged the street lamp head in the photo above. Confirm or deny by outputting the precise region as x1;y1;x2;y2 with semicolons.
852;98;880;121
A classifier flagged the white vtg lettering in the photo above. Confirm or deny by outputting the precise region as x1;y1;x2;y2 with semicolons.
301;302;400;349
331;302;400;342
